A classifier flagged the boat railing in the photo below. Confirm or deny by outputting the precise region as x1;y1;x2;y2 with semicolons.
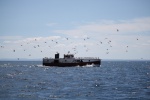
75;57;99;59
43;57;53;59
43;57;100;59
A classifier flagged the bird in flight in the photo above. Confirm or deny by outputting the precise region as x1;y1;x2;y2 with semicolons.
1;46;4;48
66;38;68;40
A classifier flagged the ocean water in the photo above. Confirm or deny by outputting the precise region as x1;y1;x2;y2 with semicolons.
0;61;150;100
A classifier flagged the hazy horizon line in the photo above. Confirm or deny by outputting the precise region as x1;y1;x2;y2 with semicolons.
0;58;149;61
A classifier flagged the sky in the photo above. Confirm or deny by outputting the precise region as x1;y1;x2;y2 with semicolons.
0;0;150;60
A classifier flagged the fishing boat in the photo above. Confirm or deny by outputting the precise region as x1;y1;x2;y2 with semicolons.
43;53;101;67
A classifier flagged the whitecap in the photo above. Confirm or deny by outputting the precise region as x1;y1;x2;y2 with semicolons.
23;65;28;67
36;64;44;67
85;64;94;67
44;68;49;71
7;73;13;77
4;64;7;66
75;64;94;67
81;64;95;67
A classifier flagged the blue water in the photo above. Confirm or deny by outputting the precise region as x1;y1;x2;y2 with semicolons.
0;61;150;100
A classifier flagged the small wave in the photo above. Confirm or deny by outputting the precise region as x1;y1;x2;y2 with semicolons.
1;63;13;67
75;64;94;67
81;64;100;67
22;65;28;67
4;63;8;66
85;64;95;67
7;73;14;77
36;64;45;67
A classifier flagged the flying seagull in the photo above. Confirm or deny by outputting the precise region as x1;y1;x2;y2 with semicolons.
66;38;68;40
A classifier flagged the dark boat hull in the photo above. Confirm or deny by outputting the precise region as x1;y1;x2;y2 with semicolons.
43;61;101;67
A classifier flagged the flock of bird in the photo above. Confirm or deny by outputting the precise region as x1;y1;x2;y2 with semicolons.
0;29;141;60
